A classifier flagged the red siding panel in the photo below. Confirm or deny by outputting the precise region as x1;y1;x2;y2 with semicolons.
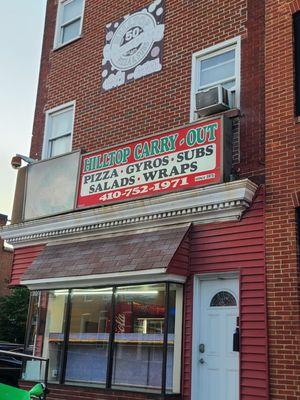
183;187;268;400
168;230;190;276
10;245;45;286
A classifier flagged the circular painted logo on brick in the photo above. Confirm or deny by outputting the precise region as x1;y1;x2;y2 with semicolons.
101;1;165;91
110;12;157;71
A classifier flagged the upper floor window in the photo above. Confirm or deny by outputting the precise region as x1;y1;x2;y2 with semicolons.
42;102;75;159
54;0;85;49
190;37;241;121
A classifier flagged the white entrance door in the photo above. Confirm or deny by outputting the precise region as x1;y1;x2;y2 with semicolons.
193;277;239;400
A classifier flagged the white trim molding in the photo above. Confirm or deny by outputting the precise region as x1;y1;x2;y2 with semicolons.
53;0;85;50
1;179;258;247
21;270;186;290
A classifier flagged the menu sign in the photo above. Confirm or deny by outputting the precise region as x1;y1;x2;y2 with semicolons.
77;117;231;208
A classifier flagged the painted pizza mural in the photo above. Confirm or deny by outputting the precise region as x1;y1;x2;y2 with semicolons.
101;0;165;91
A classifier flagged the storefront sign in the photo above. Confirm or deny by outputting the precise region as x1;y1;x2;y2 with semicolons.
101;0;165;91
77;117;231;208
24;151;80;220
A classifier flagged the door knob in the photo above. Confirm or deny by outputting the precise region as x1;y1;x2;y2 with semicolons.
199;358;205;364
199;343;205;353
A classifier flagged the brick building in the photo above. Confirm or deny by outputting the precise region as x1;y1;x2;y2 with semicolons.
265;1;300;399
1;0;299;399
0;214;13;297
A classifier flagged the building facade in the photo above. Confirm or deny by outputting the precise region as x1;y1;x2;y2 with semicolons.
1;0;299;399
0;214;13;297
265;1;300;399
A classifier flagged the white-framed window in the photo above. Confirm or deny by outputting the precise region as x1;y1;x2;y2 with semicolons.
190;37;241;121
54;0;85;49
42;102;75;159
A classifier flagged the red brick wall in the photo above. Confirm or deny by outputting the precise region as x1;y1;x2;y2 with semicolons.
30;0;265;183
265;1;300;399
0;216;13;297
30;0;56;159
0;246;13;297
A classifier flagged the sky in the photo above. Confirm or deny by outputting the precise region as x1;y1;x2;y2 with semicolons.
0;1;47;220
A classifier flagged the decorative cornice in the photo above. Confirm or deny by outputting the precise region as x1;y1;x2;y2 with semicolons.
1;179;258;247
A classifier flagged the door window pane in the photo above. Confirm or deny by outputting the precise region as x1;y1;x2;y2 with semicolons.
65;288;112;385
43;290;68;382
112;284;166;391
210;291;237;307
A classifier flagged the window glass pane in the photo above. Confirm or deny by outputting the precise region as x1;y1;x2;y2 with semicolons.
65;288;112;385
62;0;83;23
210;291;237;307
62;19;81;43
23;291;48;382
50;109;73;138
26;291;40;351
166;284;183;394
222;80;235;90
43;290;68;382
112;284;166;391
201;49;235;70
49;134;71;157
199;49;235;88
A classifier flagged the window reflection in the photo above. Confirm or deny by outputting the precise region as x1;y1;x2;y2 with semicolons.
25;283;183;394
43;290;68;382
65;288;112;385
26;291;40;352
112;284;166;391
23;291;48;382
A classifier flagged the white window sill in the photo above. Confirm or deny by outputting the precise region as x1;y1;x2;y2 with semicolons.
53;35;83;51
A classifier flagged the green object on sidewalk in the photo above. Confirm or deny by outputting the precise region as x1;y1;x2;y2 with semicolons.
29;383;44;397
0;383;45;399
0;383;30;400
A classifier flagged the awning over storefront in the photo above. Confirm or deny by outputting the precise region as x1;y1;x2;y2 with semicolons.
10;245;44;286
21;225;190;289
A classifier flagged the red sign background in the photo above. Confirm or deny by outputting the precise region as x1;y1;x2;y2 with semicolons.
77;118;224;208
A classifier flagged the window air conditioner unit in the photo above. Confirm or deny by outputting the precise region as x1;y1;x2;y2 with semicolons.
195;85;230;117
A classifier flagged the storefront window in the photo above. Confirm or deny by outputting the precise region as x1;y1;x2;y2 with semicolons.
65;288;112;385
43;290;68;382
23;291;49;381
112;284;166;391
25;291;40;352
25;283;183;394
